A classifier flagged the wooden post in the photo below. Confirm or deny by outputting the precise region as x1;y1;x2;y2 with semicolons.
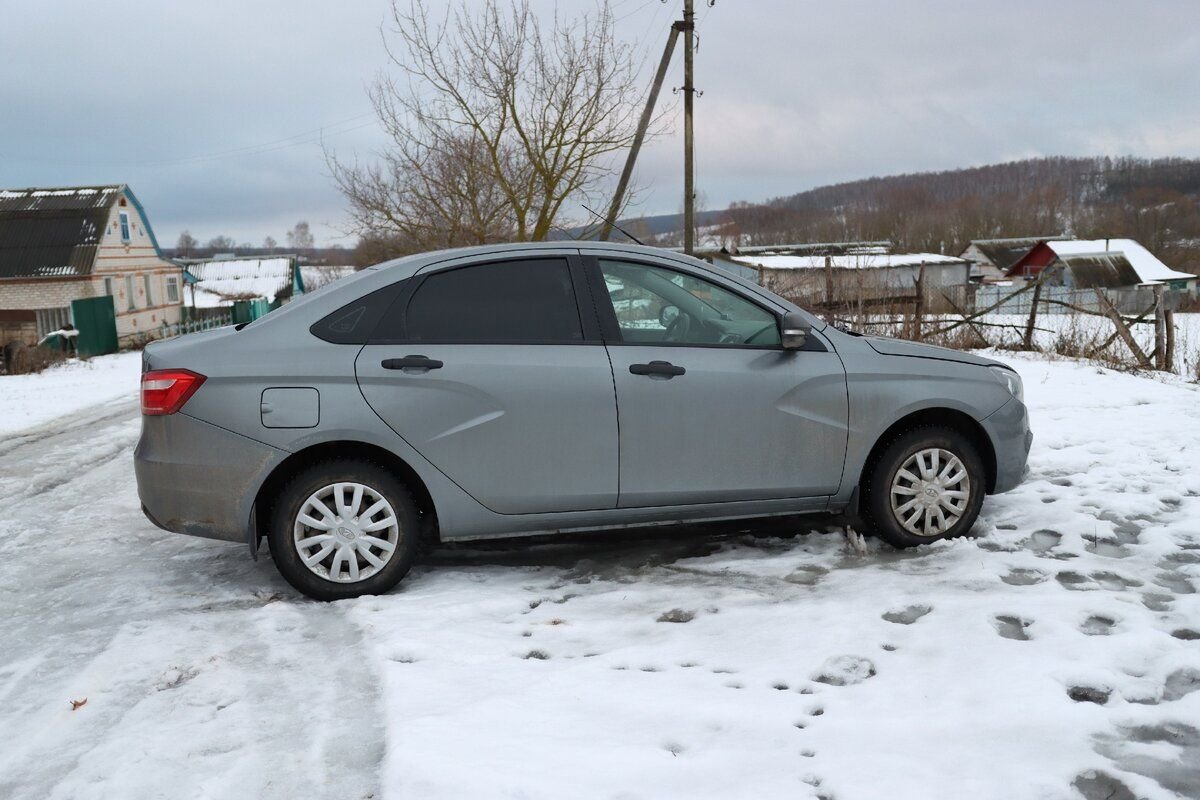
682;0;696;255
1023;280;1042;350
824;255;834;322
600;23;681;241
1153;284;1167;370
1164;308;1176;373
912;261;927;341
1094;289;1153;369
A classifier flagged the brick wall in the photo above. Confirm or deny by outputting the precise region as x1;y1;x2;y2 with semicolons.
0;279;92;310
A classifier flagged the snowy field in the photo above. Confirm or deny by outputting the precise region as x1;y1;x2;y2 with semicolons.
0;352;1198;799
0;351;142;436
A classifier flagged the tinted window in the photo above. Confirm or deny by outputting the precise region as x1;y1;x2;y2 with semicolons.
403;259;583;343
310;281;405;344
599;260;780;346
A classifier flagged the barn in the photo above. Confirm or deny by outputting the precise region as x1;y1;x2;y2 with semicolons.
1007;239;1197;289
0;185;183;347
715;245;971;312
960;236;1067;282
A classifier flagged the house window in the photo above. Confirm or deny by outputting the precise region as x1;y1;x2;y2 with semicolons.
119;211;131;242
166;275;179;303
144;274;154;306
125;274;136;311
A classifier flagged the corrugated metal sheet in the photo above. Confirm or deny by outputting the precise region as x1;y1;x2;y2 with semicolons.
1058;252;1142;289
0;186;122;279
969;238;1057;272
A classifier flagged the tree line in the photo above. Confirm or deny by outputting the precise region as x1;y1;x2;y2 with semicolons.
714;156;1200;272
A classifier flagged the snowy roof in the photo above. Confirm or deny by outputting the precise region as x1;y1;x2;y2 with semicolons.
0;185;127;279
1044;239;1195;285
187;258;294;306
731;252;968;271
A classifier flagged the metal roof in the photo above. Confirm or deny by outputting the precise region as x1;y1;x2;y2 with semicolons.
965;236;1066;272
1057;252;1141;289
0;185;123;279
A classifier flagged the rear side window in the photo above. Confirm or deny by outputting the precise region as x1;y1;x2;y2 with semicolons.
310;281;405;344
400;258;583;343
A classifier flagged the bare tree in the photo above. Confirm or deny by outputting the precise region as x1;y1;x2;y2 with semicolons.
263;235;278;251
330;0;644;250
176;230;198;256
286;222;315;250
206;235;236;250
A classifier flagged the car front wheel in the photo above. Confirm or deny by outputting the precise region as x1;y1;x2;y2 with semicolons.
860;427;986;548
269;460;421;600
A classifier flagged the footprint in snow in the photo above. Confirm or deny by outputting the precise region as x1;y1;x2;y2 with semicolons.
1080;615;1116;636
1001;567;1049;586
1072;770;1136;800
1163;668;1200;702
1084;538;1129;559
1172;628;1200;641
812;655;876;686
1142;593;1175;611
882;604;932;625
992;615;1032;641
1067;685;1110;705
1027;529;1063;553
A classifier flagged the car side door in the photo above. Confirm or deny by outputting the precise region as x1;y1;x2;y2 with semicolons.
588;256;848;508
355;254;619;514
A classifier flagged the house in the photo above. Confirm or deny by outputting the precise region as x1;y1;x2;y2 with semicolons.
0;185;183;346
180;256;302;310
715;245;971;312
960;236;1067;282
1007;239;1197;289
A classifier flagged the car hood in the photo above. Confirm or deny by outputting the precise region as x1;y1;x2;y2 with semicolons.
864;336;1004;368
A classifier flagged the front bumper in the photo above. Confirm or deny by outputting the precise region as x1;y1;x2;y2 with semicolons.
980;396;1032;494
134;412;287;543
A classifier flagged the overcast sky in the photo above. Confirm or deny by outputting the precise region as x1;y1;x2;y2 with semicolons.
2;0;1198;248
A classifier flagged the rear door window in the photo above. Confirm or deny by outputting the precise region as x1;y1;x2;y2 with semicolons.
403;258;584;343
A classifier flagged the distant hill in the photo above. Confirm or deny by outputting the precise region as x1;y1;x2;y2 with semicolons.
619;156;1200;272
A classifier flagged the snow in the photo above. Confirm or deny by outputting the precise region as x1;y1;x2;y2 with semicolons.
1046;239;1196;284
1;353;1198;799
0;351;141;436
734;252;967;270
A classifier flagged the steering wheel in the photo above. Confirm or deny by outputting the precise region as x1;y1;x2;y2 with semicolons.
744;322;777;345
665;311;693;342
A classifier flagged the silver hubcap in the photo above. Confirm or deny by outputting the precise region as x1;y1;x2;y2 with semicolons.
889;448;971;537
293;482;399;583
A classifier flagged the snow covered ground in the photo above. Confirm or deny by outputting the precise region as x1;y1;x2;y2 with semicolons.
0;351;142;436
0;353;1198;800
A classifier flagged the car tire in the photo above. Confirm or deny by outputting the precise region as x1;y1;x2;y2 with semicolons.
269;460;421;601
860;426;986;548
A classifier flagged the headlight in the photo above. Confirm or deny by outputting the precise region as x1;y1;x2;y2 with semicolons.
989;366;1023;403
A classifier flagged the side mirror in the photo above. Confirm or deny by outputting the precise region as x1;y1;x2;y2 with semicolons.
780;312;811;350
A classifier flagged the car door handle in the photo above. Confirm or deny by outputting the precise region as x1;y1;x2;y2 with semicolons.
382;355;444;372
629;360;685;378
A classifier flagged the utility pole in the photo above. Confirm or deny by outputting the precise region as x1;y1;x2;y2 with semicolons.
682;0;696;255
600;22;682;241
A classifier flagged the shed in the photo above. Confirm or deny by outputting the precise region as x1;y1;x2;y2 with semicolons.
960;236;1067;282
718;247;971;312
1008;239;1197;289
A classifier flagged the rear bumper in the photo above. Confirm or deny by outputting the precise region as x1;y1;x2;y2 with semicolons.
981;396;1032;494
134;412;287;543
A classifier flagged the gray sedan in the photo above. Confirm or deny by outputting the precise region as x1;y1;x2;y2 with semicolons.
135;242;1031;600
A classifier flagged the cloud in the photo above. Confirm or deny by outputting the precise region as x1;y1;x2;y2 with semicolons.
2;0;1197;244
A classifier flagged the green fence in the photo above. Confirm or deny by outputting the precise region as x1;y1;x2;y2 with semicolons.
70;296;118;357
231;298;271;324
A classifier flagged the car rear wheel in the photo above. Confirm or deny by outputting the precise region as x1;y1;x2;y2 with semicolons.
269;460;421;600
860;427;985;548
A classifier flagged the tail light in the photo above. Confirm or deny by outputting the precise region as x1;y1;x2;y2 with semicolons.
141;369;206;415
